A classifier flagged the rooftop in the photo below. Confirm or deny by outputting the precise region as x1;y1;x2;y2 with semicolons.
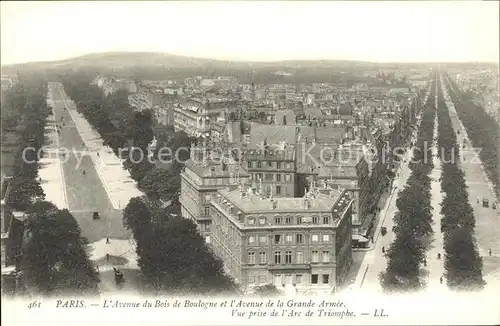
216;186;345;214
249;123;297;148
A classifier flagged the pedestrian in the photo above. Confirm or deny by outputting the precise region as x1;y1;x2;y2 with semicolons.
423;258;427;267
371;237;374;244
437;253;441;259
96;265;99;272
382;246;385;253
489;249;492;256
440;277;443;284
106;253;110;261
106;237;110;244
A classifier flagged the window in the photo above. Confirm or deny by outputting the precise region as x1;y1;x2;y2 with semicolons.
248;161;252;168
323;274;330;284
257;161;262;168
297;217;303;224
259;252;267;264
285;251;292;264
312;216;319;224
276;185;281;195
274;251;282;264
277;162;281;169
312;250;319;262
322;251;330;263
274;274;282;285
248;218;255;225
259;275;266;284
259;235;267;244
248;236;255;244
257;173;263;180
323;234;330;242
274;234;282;244
312;234;319;243
205;194;212;201
285;234;293;243
311;274;319;284
323;216;330;224
296;234;303;244
204;207;211;216
268;162;273;167
265;173;273;181
285;216;292;224
249;276;256;285
286;163;291;169
296;251;303;264
248;252;255;264
249;174;253;181
259;217;266;225
285;174;291;182
276;174;281;182
275;216;282;224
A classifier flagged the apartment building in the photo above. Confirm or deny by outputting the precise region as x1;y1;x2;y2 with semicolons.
244;147;296;198
173;97;240;139
210;185;353;294
179;150;249;243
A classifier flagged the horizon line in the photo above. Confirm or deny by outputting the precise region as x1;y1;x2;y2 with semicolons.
2;51;500;68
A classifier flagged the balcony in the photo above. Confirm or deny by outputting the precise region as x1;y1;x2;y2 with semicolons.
267;263;311;271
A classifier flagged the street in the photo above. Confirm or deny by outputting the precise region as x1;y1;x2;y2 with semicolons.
46;82;141;295
354;121;420;293
440;77;500;287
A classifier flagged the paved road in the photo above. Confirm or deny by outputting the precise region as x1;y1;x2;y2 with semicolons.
48;82;131;243
424;115;445;290
354;118;421;292
441;77;500;284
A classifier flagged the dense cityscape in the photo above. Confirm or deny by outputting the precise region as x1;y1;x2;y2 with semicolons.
2;58;499;298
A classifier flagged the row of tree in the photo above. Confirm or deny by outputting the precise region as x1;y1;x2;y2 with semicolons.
3;75;99;296
437;79;485;291
60;73;194;205
444;76;500;198
380;77;436;292
4;78;48;211
122;197;237;295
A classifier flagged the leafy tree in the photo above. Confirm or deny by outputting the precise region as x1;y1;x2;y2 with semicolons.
137;216;237;295
5;177;45;211
122;197;153;240
436;78;484;289
381;73;437;292
138;167;178;201
125;110;154;150
22;202;99;296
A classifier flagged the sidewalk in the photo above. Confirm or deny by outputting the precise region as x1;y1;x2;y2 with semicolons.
39;91;68;209
353;125;419;292
440;76;500;288
422;112;445;291
54;83;143;210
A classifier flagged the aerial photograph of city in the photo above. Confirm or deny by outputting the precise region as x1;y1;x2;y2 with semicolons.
1;1;499;325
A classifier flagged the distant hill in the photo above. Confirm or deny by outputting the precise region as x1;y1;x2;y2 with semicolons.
2;51;376;71
6;51;488;84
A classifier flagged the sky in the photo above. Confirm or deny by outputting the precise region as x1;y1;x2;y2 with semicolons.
1;1;499;65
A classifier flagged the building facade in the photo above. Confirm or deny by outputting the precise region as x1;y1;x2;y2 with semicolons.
210;185;353;294
179;150;249;243
244;147;296;198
